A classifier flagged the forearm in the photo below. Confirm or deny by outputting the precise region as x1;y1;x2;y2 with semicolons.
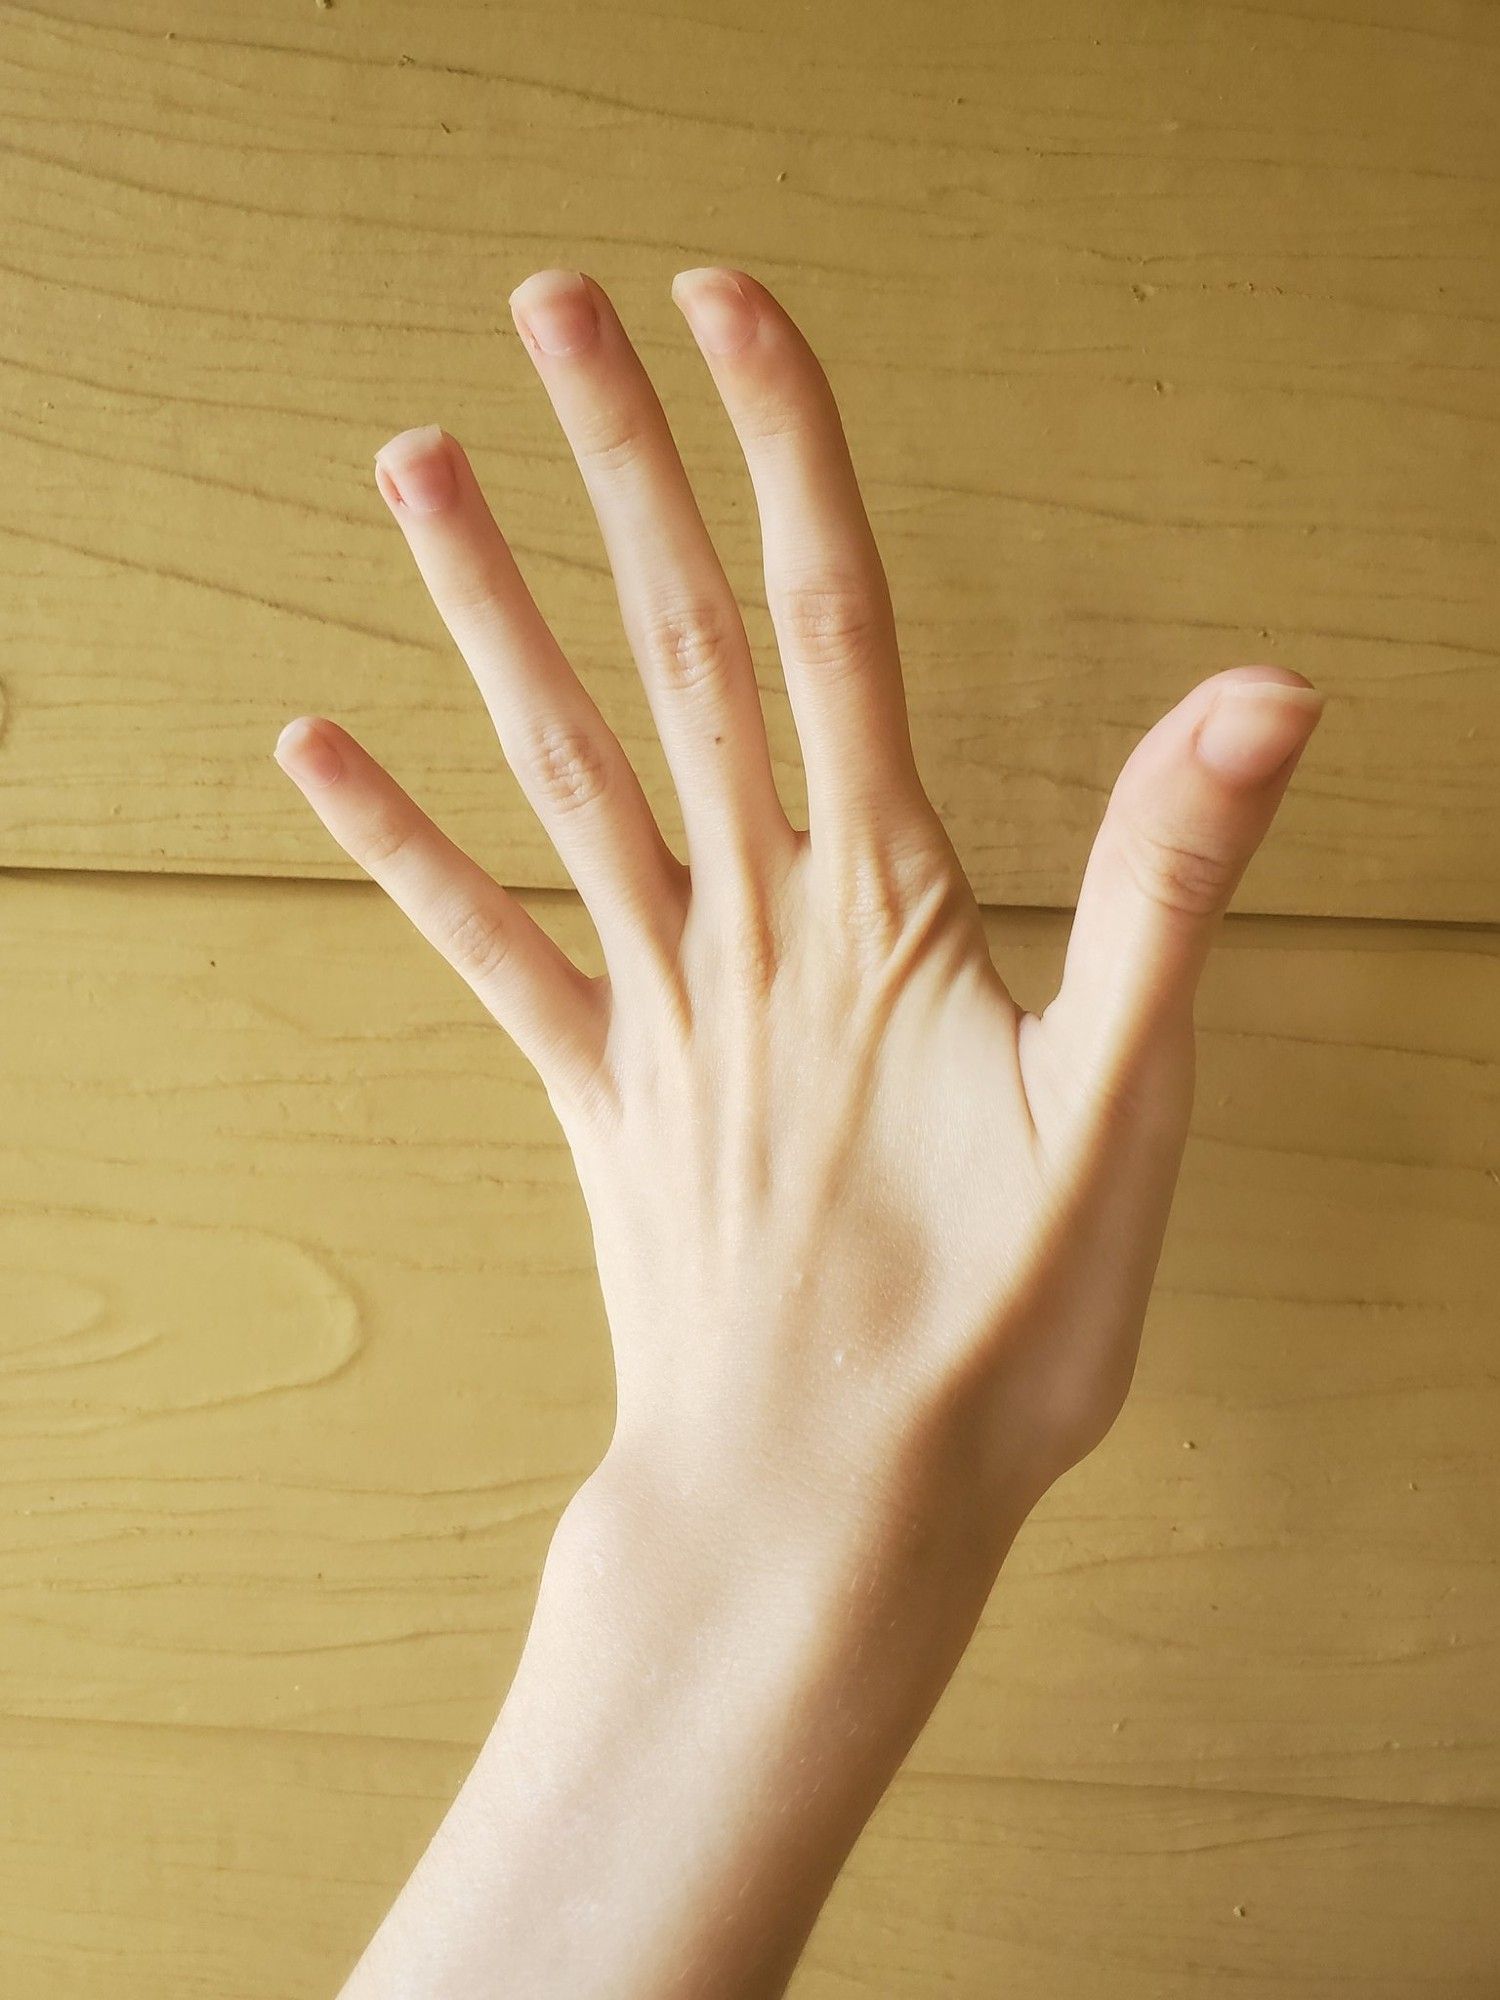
342;1447;1025;2000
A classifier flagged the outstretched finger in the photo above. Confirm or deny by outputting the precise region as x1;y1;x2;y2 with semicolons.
274;715;608;1098
671;268;932;867
1040;666;1326;1123
373;426;686;977
509;270;790;882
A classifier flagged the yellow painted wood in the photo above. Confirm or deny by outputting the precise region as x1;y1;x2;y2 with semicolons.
2;1;1495;916
2;1715;1496;2000
3;869;1495;1830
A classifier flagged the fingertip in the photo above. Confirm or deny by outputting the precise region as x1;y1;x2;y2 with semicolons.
1211;662;1318;696
274;715;344;787
509;270;600;357
373;458;403;511
1193;680;1326;787
671;267;757;355
374;425;458;514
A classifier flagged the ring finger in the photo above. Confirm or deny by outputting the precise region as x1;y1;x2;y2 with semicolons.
373;425;687;977
509;270;791;882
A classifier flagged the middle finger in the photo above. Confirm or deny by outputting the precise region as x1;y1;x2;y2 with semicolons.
510;270;792;885
671;267;932;871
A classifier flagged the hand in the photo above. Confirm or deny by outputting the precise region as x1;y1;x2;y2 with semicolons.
275;267;1325;2000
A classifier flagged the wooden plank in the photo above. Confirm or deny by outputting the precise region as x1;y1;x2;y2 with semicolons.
2;868;1496;1817
0;1714;1496;1999
0;1;1495;915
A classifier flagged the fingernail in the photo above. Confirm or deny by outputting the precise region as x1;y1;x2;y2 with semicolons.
509;270;598;356
274;717;343;787
672;269;756;355
374;425;457;513
1194;680;1326;785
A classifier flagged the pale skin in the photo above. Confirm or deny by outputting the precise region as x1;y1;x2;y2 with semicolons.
273;266;1326;1999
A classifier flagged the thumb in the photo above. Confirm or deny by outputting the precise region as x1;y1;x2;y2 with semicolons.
1042;665;1326;1103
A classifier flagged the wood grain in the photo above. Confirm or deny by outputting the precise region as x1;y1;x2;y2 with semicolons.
2;1714;1496;1999
4;3;1496;1987
1;0;1495;915
3;869;1495;1819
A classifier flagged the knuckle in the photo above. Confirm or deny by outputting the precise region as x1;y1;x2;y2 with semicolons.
1117;817;1237;919
776;571;882;673
741;396;808;450
880;812;960;904
639;599;732;696
840;863;906;953
740;356;835;448
358;811;417;871
439;902;512;984
432;559;508;629
840;851;962;964
848;808;952;912
573;410;647;478
723;893;780;999
525;722;610;815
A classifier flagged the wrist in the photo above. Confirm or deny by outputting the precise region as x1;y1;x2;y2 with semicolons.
536;1432;1025;1780
355;1437;1029;2000
473;1452;968;1999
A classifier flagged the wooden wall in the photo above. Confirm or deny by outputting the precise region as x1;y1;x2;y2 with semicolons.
2;3;1496;1994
